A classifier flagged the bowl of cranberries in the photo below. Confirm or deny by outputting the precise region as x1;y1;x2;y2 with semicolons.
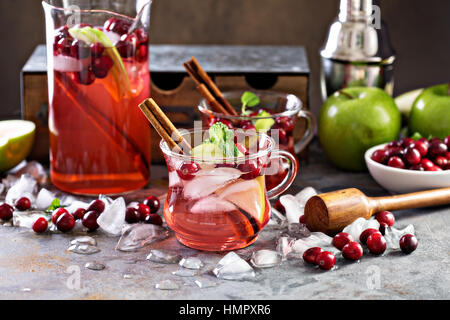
365;136;450;193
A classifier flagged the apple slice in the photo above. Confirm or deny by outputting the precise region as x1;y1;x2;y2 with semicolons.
395;88;424;118
0;120;36;172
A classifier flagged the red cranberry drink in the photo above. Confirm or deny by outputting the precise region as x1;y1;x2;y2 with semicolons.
198;91;315;191
160;124;298;251
43;1;152;194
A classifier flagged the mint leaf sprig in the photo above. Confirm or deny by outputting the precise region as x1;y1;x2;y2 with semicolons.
241;91;260;115
45;198;66;215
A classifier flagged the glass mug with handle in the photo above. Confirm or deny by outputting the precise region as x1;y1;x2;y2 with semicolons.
160;128;298;251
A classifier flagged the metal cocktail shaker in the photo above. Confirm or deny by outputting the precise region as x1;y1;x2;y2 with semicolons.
320;0;396;100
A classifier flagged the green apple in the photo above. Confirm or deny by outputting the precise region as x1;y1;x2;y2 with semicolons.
319;87;401;171
409;84;450;139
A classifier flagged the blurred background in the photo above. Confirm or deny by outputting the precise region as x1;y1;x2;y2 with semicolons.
0;0;449;119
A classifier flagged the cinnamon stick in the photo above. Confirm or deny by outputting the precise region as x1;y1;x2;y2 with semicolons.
196;84;230;115
139;98;191;154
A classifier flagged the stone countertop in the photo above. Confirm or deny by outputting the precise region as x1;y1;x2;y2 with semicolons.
0;141;449;300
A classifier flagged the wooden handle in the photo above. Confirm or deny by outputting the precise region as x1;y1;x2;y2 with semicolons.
369;187;450;215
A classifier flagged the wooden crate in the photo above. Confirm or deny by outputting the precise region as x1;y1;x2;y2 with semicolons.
21;45;310;164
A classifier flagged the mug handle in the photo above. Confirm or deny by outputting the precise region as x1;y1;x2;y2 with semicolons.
266;150;298;200
294;110;317;154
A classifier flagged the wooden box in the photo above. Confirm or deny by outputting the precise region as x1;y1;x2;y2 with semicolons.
21;45;310;164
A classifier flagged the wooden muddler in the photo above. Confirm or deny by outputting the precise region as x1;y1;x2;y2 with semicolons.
304;187;450;234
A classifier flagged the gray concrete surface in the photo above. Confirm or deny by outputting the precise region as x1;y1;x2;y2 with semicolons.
0;141;449;300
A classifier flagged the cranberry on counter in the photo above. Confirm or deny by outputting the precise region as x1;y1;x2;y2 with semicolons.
303;247;323;265
332;232;354;251
399;234;418;254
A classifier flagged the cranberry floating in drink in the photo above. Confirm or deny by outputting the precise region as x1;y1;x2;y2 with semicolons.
43;1;152;195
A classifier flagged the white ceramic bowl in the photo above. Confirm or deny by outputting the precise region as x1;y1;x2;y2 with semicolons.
365;143;450;194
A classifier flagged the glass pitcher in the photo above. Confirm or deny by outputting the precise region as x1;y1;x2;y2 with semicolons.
42;0;152;195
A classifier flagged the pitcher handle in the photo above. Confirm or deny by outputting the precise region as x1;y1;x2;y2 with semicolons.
266;150;298;199
294;110;317;154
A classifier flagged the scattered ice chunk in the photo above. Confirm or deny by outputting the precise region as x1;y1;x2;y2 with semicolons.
250;250;282;268
276;236;295;258
71;236;97;247
123;274;132;279
21;288;31;292
343;217;380;243
5;174;37;205
85;262;105;270
213;252;255;281
97;197;126;236
64;200;89;213
146;250;181;264
279;194;304;224
2;174;18;190
183;167;241;199
35;189;55;210
13;211;47;229
295;187;318;207
168;170;183;187
194;278;217;288
155;279;179;290
291;232;334;256
14;161;48;185
179;257;204;270
190;195;236;214
268;207;287;228
287;223;311;238
116;223;170;252
384;225;415;250
68;244;100;255
172;269;198;277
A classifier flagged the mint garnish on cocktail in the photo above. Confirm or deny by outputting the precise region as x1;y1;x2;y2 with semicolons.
240;91;275;133
241;91;260;115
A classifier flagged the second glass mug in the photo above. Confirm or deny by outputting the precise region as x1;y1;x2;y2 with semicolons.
42;0;152;195
161;128;298;251
198;91;316;191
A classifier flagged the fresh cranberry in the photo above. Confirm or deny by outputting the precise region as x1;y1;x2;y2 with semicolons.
216;119;234;129
0;203;14;221
14;197;31;211
135;203;151;221
143;196;160;213
371;149;388;164
275;116;295;133
315;251;336;270
136;44;149;62
410;164;424;171
87;199;105;214
177;162;200;180
90;42;105;58
386;147;405;158
56;212;75;232
70;39;90;59
421;158;435;170
418;137;430;147
387;156;405;169
237;161;261;180
75;68;96;85
332;232;354;250
366;233;386;255
375;211;395;227
434;156;448;168
32;217;48;234
92;55;113;78
241;121;256;131
135;28;149;44
55;37;72;56
445;152;450;160
399;234;418;254
52;208;69;224
72;208;86;220
299;215;306;224
387;140;402;148
430;137;442;144
378;222;388;235
104;18;131;35
428;166;443;171
125;207;140;223
429;141;448;158
444;136;450;149
115;39;135;58
144;214;163;226
360;228;381;244
342;241;363;261
401;137;415;148
276;127;288;145
82;211;99;231
236;143;249;155
404;147;421;165
413;140;428;157
302;247;323;265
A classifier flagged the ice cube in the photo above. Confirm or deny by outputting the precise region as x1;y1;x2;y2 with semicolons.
295;187;318;207
190;195;236;214
179;257;204;270
116;223;170;252
279;194;304;224
291;232;334;256
194;278;217;288
12;211;47;229
71;236;97;247
172;269;198;277
213;252;255;281
97;197;126;236
168;170;182;187
250;250;282;268
85;262;105;271
276;236;295;258
183;167;241;199
14;161;48;185
146;249;181;264
35;189;56;210
2;174;18;190
64;200;90;214
384;225;415;250
342;217;380;243
287;223;311;238
268;207;287;228
67;244;100;255
5;174;37;205
155;279;179;290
